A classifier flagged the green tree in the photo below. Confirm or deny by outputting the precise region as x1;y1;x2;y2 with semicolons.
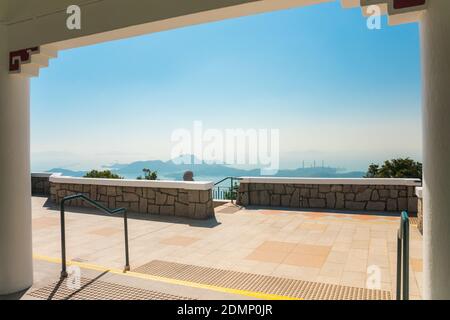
84;170;123;179
364;164;380;178
136;168;158;180
364;158;422;179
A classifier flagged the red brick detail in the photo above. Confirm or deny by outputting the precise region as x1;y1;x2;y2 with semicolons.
9;47;39;72
393;0;426;10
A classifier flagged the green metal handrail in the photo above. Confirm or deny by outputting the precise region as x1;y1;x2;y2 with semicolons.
396;211;409;300
59;194;130;278
213;177;242;203
214;176;242;186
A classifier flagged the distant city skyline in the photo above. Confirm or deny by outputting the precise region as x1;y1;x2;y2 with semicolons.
30;2;422;172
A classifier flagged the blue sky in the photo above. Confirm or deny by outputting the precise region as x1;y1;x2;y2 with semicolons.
30;1;421;172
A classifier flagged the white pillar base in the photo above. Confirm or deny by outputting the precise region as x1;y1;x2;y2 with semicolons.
0;26;33;295
421;0;450;300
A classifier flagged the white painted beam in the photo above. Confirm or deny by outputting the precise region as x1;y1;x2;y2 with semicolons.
18;63;40;78
30;55;49;68
341;0;427;24
6;0;331;52
340;0;360;8
39;45;58;59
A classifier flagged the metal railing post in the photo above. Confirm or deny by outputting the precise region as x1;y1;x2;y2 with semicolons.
60;200;68;278
396;211;410;300
123;210;130;271
396;229;401;300
231;177;234;204
59;194;130;278
402;213;410;300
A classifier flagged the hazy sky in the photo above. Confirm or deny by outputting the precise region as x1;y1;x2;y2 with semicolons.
30;2;421;172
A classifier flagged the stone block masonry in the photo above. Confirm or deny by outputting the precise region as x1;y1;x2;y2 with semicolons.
48;175;214;219
237;177;421;213
31;173;55;196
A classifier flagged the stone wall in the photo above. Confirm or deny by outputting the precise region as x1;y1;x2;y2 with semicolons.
238;180;420;213
31;174;51;196
416;187;423;234
50;182;214;219
417;197;423;234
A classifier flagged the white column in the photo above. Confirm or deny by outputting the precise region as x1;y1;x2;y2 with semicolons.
421;0;450;300
0;26;33;295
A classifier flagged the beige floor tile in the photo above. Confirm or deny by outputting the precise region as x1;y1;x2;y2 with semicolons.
409;247;422;259
32;216;61;230
370;238;387;247
159;236;201;247
283;252;327;268
302;212;329;218
378;267;391;284
340;271;367;288
353;233;370;241
320;262;345;278
302;234;323;244
367;254;390;268
370;231;389;239
315;275;341;285
88;227;123;236
326;251;348;264
335;235;353;243
348;249;369;260
411;258;423;272
271;264;320;281
245;249;288;264
297;222;327;232
255;240;297;253
344;258;368;273
415;271;423;290
331;242;352;252
379;281;393;292
251;261;280;274
292;244;331;256
351;240;370;249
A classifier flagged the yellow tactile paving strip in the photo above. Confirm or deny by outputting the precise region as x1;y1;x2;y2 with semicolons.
133;260;392;300
29;277;193;300
33;254;297;300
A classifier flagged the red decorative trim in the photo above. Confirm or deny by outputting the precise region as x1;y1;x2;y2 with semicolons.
393;0;426;10
9;47;39;72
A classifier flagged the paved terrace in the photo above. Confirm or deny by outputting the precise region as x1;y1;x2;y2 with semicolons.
27;196;423;300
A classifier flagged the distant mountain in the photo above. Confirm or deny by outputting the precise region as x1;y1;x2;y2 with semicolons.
47;156;364;181
271;167;365;178
47;168;86;177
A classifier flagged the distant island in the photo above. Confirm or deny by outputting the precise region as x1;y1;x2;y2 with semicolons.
46;156;365;182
